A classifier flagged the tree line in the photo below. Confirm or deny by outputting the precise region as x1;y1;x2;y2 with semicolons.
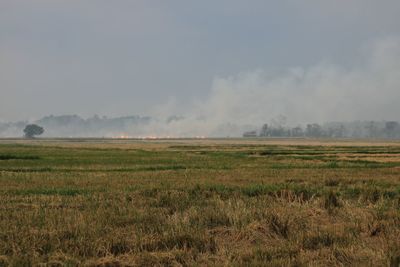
244;121;400;139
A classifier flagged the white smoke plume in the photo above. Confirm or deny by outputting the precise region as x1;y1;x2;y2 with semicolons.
139;37;400;137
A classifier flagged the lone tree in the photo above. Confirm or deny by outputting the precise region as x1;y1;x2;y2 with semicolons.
23;124;44;138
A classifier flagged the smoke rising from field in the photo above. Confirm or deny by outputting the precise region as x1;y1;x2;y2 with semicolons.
142;37;400;137
1;37;400;138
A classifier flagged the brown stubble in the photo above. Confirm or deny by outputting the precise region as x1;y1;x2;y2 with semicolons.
0;139;399;266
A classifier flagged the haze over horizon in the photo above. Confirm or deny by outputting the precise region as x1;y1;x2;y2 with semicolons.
1;1;400;136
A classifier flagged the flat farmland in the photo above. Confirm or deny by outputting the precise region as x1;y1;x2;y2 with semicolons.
0;139;399;266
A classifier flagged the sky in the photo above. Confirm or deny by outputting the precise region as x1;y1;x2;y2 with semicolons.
1;0;400;126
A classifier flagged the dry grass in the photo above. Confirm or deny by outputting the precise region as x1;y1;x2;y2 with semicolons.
0;139;399;266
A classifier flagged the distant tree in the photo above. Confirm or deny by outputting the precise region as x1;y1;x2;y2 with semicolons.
385;121;400;138
259;124;269;137
365;121;379;138
306;123;323;137
291;126;304;137
23;124;44;138
326;124;345;138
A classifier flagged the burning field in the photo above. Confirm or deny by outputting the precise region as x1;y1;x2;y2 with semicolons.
0;139;399;266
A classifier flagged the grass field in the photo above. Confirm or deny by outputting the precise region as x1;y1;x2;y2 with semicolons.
0;139;400;266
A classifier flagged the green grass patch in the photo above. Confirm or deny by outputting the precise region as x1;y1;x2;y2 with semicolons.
0;154;40;160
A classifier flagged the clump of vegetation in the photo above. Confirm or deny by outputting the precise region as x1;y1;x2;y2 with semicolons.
325;177;341;187
23;124;44;138
324;191;341;211
268;214;291;238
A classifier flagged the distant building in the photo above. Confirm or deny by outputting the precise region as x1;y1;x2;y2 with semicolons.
243;131;258;138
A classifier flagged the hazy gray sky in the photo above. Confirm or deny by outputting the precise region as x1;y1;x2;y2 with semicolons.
1;0;400;122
